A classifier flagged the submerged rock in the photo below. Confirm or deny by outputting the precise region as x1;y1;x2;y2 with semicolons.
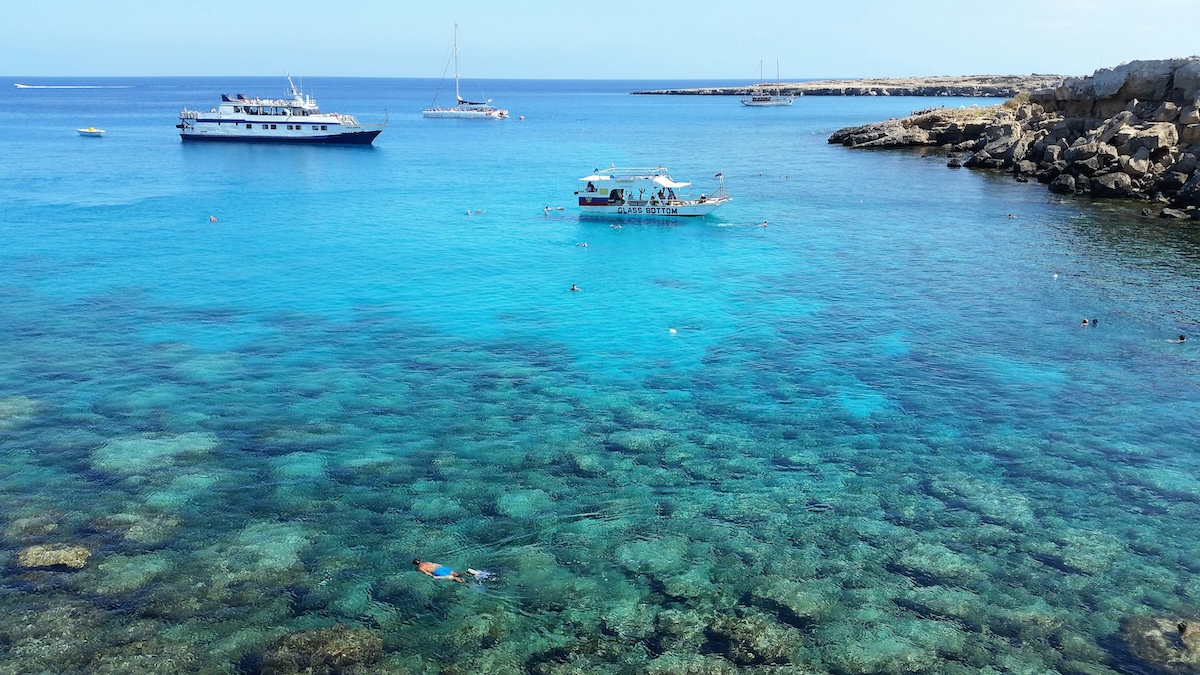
0;395;39;429
17;544;91;570
1120;615;1200;674
253;624;382;674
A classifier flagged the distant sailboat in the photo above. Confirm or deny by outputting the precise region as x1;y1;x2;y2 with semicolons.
423;25;508;120
741;61;795;107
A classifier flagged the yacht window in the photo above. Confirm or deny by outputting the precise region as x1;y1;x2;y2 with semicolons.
321;126;327;131
246;124;251;129
262;124;268;129
270;124;277;129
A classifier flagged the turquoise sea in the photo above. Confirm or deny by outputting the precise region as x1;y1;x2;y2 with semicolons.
2;76;1200;673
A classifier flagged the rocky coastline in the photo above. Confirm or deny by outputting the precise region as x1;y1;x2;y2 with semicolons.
828;58;1200;218
633;74;1062;98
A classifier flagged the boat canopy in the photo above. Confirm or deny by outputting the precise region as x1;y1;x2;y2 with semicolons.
652;176;690;188
578;174;689;188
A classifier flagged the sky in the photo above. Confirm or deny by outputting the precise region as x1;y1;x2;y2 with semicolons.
5;0;1200;80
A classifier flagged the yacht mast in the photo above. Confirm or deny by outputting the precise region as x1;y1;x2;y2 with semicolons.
454;24;460;103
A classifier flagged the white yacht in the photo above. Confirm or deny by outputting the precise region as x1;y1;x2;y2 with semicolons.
741;61;795;107
177;75;385;144
575;166;731;218
423;25;508;120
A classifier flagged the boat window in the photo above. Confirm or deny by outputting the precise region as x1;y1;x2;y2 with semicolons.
262;124;268;129
270;124;277;129
321;126;327;131
246;124;251;129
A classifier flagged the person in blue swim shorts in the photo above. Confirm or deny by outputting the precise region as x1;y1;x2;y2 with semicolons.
412;558;465;583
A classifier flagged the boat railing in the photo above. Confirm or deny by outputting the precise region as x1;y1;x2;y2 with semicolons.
180;109;201;119
601;165;672;179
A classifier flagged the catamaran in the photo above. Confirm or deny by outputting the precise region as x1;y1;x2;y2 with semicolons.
741;61;795;107
575;166;731;218
423;25;508;120
177;74;385;144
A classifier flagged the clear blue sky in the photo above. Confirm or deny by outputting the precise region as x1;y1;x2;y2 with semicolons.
5;0;1199;79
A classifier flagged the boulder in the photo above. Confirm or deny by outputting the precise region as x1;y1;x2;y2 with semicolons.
1170;152;1199;175
1175;172;1200;206
1173;61;1200;99
1093;60;1176;101
1151;102;1181;122
17;544;91;570
1091;172;1136;198
1123;123;1180;154
1161;208;1193;219
1182;125;1200;145
1064;139;1100;162
1049;174;1077;194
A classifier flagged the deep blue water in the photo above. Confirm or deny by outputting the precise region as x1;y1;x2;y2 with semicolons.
2;76;1200;673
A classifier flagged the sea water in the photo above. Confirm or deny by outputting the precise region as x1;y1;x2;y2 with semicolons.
2;76;1200;673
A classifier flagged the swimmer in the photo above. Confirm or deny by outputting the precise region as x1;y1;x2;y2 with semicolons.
476;209;484;214
544;207;550;216
1174;334;1187;343
1053;273;1059;280
1081;319;1089;327
1007;214;1017;219
557;207;564;211
569;284;581;292
669;328;677;334
1092;318;1098;327
575;242;588;247
209;215;218;223
759;220;768;227
412;558;464;583
610;224;622;229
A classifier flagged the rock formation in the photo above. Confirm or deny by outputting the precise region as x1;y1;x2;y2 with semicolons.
251;624;382;674
1119;615;1200;674
828;58;1200;217
17;544;91;570
634;74;1062;98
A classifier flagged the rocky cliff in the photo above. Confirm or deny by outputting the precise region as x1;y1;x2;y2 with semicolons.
828;58;1200;217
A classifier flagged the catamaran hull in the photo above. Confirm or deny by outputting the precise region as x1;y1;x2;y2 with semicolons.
422;110;506;119
179;129;382;144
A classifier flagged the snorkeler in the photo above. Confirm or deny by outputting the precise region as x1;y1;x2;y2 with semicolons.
412;559;465;583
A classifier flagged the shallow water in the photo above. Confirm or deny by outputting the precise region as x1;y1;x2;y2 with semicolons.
2;77;1200;673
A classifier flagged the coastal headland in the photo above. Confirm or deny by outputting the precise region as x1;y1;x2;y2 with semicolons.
632;74;1063;97
827;58;1200;217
